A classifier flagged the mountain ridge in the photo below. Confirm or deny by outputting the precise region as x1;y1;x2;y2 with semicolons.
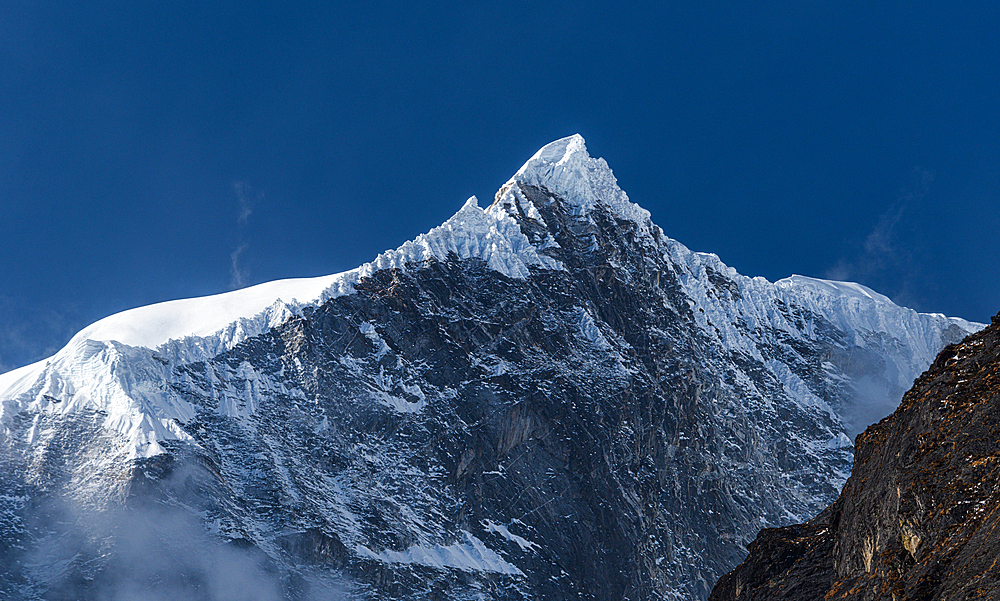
0;135;984;600
0;135;977;455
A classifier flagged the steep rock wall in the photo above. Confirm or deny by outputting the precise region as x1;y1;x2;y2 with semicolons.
711;311;1000;601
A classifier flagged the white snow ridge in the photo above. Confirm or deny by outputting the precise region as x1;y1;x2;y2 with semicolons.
0;134;983;458
0;195;566;457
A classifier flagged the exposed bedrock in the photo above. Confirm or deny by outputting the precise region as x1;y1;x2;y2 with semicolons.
711;311;1000;601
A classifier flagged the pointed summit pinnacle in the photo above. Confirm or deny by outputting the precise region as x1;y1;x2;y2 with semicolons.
509;134;592;200
515;134;589;177
504;134;653;227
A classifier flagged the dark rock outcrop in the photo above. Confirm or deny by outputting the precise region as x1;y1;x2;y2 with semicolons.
711;311;1000;601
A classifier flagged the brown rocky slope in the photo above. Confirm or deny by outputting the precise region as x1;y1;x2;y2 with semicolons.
710;310;1000;601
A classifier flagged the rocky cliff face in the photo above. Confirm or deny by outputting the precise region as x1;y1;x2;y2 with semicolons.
0;136;981;601
710;311;1000;601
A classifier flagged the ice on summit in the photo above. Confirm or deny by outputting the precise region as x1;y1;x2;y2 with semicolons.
504;134;653;227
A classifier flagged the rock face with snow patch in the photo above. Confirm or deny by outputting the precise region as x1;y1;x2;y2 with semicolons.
0;136;982;600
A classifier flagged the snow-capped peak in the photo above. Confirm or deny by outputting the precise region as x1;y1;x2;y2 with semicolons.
0;136;984;464
514;134;588;178
0;137;989;601
507;134;652;226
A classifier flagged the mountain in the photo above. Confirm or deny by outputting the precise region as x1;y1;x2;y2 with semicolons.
0;135;982;601
709;311;1000;601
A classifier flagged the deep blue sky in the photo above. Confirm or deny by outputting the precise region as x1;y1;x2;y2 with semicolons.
2;1;998;372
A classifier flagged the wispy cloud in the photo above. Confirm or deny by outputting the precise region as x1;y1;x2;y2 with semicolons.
234;180;263;225
230;243;250;289
230;182;265;290
825;167;935;309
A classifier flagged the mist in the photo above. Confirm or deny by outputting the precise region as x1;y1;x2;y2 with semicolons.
13;488;346;601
